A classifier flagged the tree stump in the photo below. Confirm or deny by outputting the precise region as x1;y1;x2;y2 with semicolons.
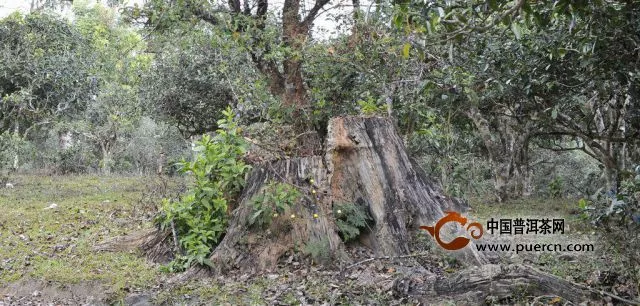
95;116;606;303
207;116;486;273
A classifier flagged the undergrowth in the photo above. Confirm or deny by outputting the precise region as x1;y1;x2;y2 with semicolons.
580;172;640;299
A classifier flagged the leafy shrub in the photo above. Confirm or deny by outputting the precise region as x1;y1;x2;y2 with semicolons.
54;143;96;174
248;181;302;228
584;176;640;232
157;107;251;272
531;148;601;198
118;116;190;175
357;94;385;116
333;202;372;242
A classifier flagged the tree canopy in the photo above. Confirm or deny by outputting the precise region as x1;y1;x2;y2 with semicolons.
0;12;95;137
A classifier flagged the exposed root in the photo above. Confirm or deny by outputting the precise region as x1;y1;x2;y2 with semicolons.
93;228;173;263
394;264;595;304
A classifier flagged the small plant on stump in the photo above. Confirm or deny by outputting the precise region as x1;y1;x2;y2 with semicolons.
333;202;372;242
157;107;251;272
247;181;302;229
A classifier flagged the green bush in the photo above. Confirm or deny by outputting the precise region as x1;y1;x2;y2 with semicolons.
118;116;190;175
54;143;96;174
0;131;27;183
157;107;251;272
248;181;302;228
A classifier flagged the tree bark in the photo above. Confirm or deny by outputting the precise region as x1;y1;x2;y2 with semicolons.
207;116;486;273
602;157;619;193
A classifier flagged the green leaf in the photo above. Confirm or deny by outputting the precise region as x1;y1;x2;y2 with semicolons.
201;199;212;210
558;48;567;58
393;14;404;28
511;22;522;40
429;16;439;33
201;258;215;268
402;43;410;59
551;107;558;119
488;0;499;10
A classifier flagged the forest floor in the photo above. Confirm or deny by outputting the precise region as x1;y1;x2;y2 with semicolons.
0;175;635;305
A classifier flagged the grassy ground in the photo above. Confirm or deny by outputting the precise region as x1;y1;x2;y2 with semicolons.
0;175;636;305
0;175;400;305
468;196;590;232
0;175;165;302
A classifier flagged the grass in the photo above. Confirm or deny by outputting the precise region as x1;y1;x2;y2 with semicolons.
0;174;164;299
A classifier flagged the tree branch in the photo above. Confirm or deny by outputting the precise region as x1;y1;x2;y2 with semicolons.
535;140;600;161
301;0;332;28
228;0;241;13
190;5;222;25
256;0;267;18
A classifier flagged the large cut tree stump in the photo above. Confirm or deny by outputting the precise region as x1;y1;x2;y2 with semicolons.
208;116;486;273
95;116;604;303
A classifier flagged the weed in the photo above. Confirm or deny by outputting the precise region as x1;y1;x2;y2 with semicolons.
549;176;563;198
303;238;331;263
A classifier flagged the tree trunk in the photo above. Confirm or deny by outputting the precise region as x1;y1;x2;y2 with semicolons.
207;116;485;273
603;159;619;193
100;143;113;175
99;116;596;303
12;124;19;171
466;107;530;202
58;130;73;150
